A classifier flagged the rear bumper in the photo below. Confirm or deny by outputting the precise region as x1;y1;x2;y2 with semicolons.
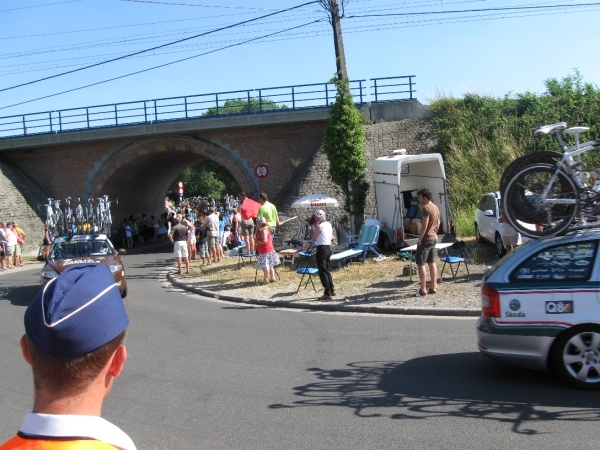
476;316;554;371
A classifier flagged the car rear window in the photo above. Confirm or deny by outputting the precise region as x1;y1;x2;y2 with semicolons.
510;240;598;282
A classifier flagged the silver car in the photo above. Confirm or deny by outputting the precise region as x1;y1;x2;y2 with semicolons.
476;229;600;389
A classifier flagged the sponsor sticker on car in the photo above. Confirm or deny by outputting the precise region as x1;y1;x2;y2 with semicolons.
545;301;574;314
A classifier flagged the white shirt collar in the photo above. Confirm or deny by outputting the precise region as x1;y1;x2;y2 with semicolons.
20;413;136;450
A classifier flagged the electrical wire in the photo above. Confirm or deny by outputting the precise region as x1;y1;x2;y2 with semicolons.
0;0;319;93
120;0;319;11
1;1;597;77
0;20;322;111
0;0;81;13
0;11;323;60
346;2;600;18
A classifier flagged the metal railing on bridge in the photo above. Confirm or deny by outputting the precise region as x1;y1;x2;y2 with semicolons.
0;75;416;139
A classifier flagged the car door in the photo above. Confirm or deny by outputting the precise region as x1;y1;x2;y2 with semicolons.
480;195;496;241
510;240;599;325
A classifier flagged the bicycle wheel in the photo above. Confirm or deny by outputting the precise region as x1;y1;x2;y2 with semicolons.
504;163;578;238
499;151;562;198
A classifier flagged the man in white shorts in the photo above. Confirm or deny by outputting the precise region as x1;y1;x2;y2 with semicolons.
499;210;521;253
169;215;189;274
205;207;220;263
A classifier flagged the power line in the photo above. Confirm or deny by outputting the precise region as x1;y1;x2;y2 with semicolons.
0;1;319;94
347;2;600;18
120;0;319;11
0;19;327;71
0;0;81;13
0;12;257;41
1;1;596;77
0;11;322;60
0;20;321;111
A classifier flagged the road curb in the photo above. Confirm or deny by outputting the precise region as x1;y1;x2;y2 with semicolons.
167;273;481;317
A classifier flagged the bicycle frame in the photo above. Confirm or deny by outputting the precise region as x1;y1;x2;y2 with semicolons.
538;132;600;206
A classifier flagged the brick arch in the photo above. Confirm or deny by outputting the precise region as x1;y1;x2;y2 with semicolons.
83;136;258;219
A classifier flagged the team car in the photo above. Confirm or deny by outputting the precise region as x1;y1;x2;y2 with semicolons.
476;229;600;389
41;234;127;298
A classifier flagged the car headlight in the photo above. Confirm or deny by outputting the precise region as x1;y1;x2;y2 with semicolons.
109;264;123;274
42;270;59;279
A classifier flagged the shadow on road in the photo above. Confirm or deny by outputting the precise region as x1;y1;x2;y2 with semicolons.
0;284;40;307
270;353;600;434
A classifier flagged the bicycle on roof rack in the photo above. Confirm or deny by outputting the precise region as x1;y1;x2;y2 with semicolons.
502;122;600;239
38;195;117;237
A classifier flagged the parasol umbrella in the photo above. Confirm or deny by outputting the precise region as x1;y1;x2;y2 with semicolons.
291;193;339;209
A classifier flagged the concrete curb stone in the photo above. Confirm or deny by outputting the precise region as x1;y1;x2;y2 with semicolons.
166;273;481;317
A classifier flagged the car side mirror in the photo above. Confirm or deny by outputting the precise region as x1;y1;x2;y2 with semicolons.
483;209;495;217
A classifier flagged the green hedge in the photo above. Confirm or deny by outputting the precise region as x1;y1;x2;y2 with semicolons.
429;71;600;236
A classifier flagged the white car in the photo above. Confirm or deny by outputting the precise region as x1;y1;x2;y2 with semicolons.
474;192;532;257
476;229;600;389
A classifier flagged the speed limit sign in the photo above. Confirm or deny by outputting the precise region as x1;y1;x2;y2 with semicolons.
255;164;269;178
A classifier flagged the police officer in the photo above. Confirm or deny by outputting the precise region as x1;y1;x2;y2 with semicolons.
309;209;336;300
0;264;136;450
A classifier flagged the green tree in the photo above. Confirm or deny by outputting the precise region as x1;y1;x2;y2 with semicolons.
167;160;240;200
322;77;367;229
204;97;286;116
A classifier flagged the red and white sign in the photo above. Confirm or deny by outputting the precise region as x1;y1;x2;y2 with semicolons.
255;164;269;178
310;202;326;207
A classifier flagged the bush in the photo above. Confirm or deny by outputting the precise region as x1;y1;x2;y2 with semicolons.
430;71;600;236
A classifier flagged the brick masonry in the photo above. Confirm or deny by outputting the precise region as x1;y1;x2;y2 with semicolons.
0;116;437;251
274;118;437;244
0;160;48;255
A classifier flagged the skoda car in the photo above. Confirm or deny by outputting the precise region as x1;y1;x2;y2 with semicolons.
41;234;127;298
477;229;600;389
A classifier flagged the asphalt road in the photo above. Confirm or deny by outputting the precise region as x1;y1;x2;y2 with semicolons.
1;246;600;449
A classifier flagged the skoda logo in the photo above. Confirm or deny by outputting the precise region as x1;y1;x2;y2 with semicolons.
509;299;521;311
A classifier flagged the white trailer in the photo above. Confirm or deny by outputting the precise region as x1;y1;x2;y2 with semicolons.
372;150;450;250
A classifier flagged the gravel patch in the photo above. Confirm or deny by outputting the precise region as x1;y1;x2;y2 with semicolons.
173;248;489;312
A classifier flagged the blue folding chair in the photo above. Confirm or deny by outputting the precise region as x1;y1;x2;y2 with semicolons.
439;240;470;282
330;225;381;269
237;242;256;269
295;242;319;293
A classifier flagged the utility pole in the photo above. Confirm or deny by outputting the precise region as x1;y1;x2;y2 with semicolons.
319;0;349;81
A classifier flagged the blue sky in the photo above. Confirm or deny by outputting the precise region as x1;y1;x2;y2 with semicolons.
0;0;599;118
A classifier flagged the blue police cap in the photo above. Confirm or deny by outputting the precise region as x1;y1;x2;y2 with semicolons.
24;264;129;358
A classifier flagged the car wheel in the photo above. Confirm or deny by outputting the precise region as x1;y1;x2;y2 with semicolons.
551;325;600;390
378;233;391;252
495;233;506;258
475;224;483;243
120;280;128;299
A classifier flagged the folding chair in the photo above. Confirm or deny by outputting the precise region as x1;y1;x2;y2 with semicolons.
237;244;256;269
439;240;470;282
295;242;319;293
330;225;381;269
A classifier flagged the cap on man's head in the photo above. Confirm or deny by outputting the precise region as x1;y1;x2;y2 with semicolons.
24;265;129;358
257;217;267;225
314;210;326;219
181;219;189;226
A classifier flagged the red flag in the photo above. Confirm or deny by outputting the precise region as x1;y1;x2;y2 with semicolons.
240;198;261;220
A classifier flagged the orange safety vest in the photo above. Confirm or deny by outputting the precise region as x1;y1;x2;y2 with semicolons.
0;435;118;450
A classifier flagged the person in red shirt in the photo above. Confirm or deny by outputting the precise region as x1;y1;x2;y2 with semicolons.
254;217;280;284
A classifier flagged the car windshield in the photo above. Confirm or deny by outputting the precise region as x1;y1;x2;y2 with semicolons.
51;240;113;259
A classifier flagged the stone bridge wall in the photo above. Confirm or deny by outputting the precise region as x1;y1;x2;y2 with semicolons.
275;118;437;244
0;113;436;254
